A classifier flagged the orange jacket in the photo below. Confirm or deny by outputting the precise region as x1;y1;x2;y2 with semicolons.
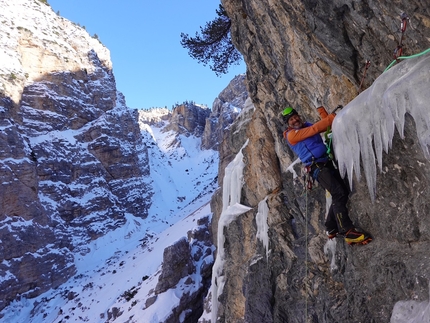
283;106;335;145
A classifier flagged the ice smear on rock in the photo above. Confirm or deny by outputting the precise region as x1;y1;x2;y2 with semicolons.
390;286;430;323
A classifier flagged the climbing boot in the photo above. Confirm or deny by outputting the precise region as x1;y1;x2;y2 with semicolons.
326;228;339;239
344;228;372;245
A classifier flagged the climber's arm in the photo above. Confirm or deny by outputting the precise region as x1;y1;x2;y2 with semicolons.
287;114;334;145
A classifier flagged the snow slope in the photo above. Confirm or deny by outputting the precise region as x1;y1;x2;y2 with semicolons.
1;110;219;323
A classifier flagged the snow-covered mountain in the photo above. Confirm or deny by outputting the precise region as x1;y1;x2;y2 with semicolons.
1;0;154;309
0;1;249;322
1;104;219;322
138;106;219;223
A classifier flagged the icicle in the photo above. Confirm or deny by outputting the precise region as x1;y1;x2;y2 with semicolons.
211;139;252;322
285;157;302;178
256;196;269;260
333;52;430;200
323;191;338;272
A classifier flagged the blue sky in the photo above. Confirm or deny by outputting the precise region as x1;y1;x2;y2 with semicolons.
47;0;245;110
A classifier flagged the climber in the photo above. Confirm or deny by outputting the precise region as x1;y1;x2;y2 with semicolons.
282;106;372;245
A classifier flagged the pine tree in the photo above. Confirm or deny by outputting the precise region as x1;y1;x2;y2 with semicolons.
180;5;242;76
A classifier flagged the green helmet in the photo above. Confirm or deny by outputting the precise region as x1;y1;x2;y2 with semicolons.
282;107;298;122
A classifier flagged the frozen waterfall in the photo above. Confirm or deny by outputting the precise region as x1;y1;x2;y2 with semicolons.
211;139;252;323
333;51;430;200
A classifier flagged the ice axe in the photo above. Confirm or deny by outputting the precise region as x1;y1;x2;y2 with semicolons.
324;105;343;160
333;104;343;114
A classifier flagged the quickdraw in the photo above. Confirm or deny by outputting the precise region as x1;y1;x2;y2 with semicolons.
393;13;409;60
304;165;313;190
358;60;371;94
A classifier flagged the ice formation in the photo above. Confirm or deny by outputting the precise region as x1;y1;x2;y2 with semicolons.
211;139;252;322
323;239;338;272
333;51;430;200
256;196;270;260
390;286;430;323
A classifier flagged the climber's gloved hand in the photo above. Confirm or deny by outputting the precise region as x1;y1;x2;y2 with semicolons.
316;106;328;118
314;97;323;107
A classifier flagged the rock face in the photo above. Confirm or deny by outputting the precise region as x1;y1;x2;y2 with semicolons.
0;0;152;311
155;237;195;294
150;216;214;323
164;103;211;137
208;1;430;322
201;74;248;150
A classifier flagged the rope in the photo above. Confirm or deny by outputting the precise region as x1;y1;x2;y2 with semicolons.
384;47;430;72
305;186;309;322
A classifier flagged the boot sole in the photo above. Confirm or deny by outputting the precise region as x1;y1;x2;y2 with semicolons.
347;237;372;246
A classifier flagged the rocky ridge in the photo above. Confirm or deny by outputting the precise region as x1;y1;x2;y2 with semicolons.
164;103;211;137
153;216;215;323
0;0;151;311
0;1;249;317
201;74;247;150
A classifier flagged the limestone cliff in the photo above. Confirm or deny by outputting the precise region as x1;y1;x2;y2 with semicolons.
201;74;248;150
0;0;152;311
208;0;430;322
164;103;211;137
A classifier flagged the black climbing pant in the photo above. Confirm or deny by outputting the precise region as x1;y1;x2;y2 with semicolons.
312;162;354;233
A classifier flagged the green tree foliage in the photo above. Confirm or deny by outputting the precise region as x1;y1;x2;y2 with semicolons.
180;5;241;76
